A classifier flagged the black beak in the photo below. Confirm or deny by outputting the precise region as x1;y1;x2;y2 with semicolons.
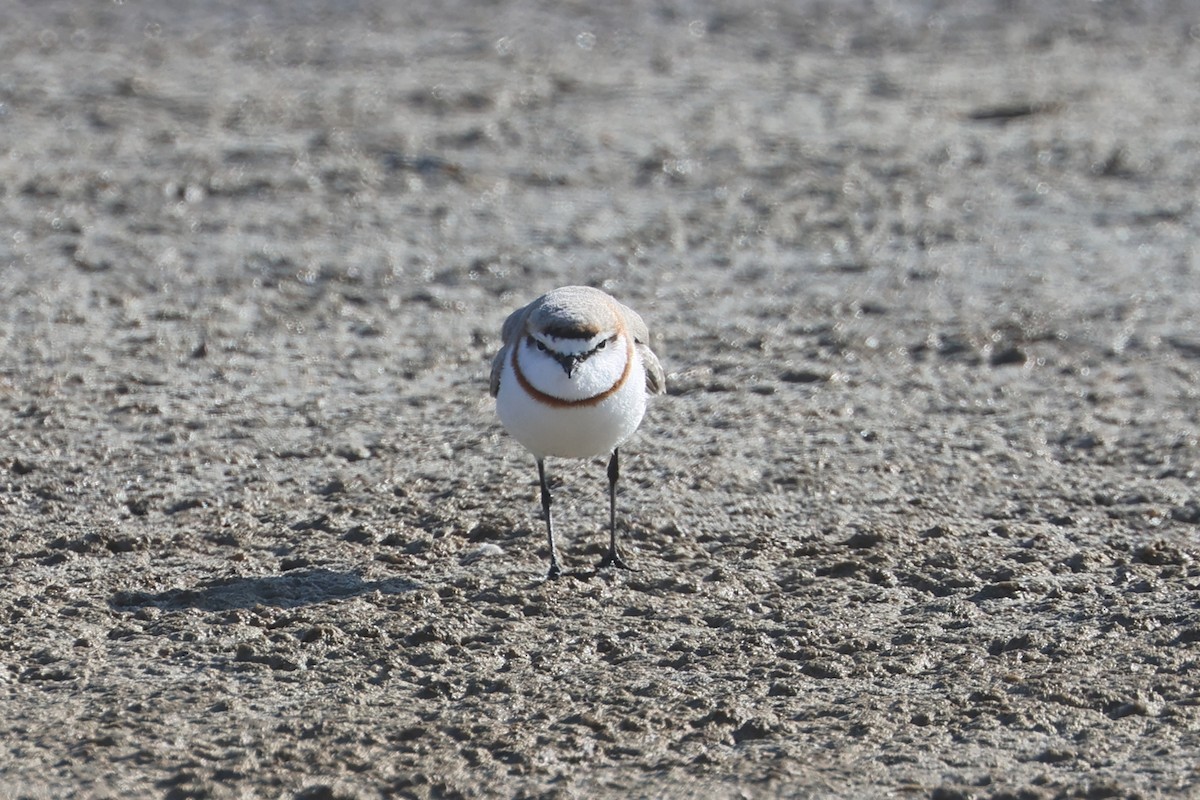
556;353;583;377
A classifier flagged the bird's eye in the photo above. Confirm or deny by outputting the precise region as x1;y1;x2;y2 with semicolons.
536;341;547;351
596;340;606;350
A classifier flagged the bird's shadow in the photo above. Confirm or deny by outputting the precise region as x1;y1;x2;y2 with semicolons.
109;568;418;612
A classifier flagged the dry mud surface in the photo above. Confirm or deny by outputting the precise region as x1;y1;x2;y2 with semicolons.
3;1;1200;798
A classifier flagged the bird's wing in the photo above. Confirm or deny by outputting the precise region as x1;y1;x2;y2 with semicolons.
617;300;651;345
490;300;533;397
638;343;666;395
488;345;508;398
499;300;532;345
617;300;666;396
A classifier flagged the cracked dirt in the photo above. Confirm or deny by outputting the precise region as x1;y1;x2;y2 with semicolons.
2;1;1199;798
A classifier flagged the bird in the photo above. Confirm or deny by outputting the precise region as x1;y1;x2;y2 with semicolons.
490;286;666;579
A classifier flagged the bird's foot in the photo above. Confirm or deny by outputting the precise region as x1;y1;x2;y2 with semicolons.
545;561;563;581
597;549;636;572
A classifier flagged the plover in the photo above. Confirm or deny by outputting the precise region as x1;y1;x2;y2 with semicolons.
490;286;666;579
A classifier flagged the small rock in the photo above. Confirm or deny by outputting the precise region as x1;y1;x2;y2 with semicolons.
989;345;1027;367
780;368;827;384
461;543;503;565
1170;502;1200;524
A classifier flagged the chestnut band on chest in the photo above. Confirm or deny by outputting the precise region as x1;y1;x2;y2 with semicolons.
512;336;634;409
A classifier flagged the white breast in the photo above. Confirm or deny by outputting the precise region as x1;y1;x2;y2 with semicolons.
496;341;649;460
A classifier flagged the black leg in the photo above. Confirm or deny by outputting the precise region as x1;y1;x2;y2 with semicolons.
538;459;561;579
598;448;635;571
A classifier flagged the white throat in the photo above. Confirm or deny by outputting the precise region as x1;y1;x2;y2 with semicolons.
518;332;630;402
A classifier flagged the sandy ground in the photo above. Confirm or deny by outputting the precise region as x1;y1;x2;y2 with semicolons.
2;1;1200;798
